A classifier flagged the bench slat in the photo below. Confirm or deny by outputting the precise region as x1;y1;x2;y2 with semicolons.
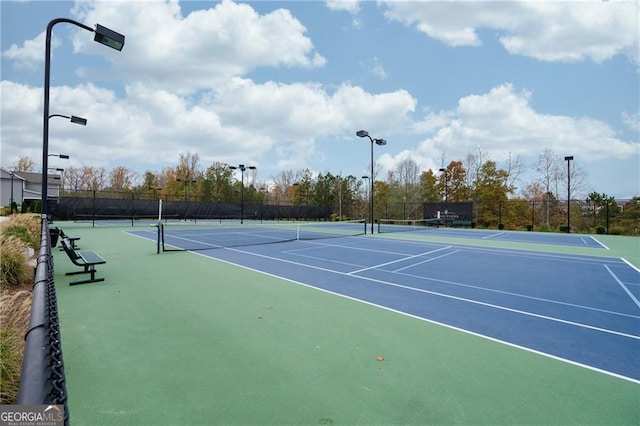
79;251;106;265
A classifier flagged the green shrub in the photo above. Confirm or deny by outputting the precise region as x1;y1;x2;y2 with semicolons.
609;227;624;235
498;223;504;230
0;236;30;287
0;214;40;249
595;225;606;234
0;290;32;404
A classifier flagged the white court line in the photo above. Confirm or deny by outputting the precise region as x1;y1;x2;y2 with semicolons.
393;249;460;273
605;265;640;310
393;268;640;320
590;236;610;250
482;232;505;240
346;246;452;275
193;245;640;384
219;244;640;341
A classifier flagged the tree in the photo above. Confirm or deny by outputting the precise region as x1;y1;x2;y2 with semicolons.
443;161;469;202
13;156;35;172
109;166;136;191
504;152;524;192
472;160;512;227
535;148;561;225
464;146;489;188
203;161;235;202
419;170;439;203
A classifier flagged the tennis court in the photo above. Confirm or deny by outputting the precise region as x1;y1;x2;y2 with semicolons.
53;221;639;425
132;222;640;382
378;220;607;248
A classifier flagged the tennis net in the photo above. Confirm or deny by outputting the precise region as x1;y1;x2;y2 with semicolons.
377;218;442;234
157;220;367;252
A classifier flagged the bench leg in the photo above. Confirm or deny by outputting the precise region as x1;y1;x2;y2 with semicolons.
70;277;104;286
66;265;103;285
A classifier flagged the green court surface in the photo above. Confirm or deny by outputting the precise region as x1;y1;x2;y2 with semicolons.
52;223;639;425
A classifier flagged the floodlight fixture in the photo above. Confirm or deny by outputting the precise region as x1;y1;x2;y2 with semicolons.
355;129;387;234
94;24;126;51
230;164;257;224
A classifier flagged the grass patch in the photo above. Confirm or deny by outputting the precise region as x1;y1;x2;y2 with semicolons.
0;214;40;403
0;289;32;404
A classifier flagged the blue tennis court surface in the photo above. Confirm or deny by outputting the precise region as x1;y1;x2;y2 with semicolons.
129;227;640;383
379;226;607;248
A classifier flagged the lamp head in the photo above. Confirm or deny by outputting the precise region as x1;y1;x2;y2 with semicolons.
70;115;87;126
375;138;387;146
564;156;574;161
356;130;369;138
94;24;125;51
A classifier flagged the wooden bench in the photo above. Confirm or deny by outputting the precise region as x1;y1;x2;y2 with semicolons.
60;238;106;285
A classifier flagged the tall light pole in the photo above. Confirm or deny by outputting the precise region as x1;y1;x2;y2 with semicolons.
361;175;370;221
439;167;448;225
41;18;125;219
229;164;256;224
356;130;387;234
9;172;15;215
564;155;573;233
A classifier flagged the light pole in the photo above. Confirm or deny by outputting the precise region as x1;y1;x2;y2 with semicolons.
229;164;256;224
9;172;15;215
564;155;573;233
439;167;448;225
41;18;125;219
356;130;387;234
176;178;196;201
361;175;369;221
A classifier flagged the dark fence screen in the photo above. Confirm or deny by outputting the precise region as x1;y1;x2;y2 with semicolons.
50;197;332;222
423;202;474;223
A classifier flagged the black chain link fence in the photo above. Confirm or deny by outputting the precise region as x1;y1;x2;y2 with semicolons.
18;218;69;425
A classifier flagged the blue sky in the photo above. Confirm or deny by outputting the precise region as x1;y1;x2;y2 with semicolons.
1;0;639;199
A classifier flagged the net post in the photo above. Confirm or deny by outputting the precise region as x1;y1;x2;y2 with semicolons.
156;221;162;254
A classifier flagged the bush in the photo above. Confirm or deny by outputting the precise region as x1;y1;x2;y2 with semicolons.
526;224;533;231
609;227;624;235
498;223;504;230
0;290;32;404
0;214;40;249
595;225;606;234
0;236;31;287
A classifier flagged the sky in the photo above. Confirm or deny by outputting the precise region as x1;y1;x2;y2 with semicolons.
1;0;639;199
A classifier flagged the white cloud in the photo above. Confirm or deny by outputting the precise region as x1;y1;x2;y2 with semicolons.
0;76;417;174
325;0;361;14
622;110;640;132
378;83;638;180
2;31;61;69
3;0;327;94
382;0;640;63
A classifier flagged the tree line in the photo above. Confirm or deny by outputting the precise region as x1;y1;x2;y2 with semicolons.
11;148;639;234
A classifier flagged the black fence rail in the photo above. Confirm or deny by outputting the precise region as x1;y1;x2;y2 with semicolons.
18;218;69;425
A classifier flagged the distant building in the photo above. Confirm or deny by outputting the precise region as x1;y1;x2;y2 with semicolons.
0;167;63;212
